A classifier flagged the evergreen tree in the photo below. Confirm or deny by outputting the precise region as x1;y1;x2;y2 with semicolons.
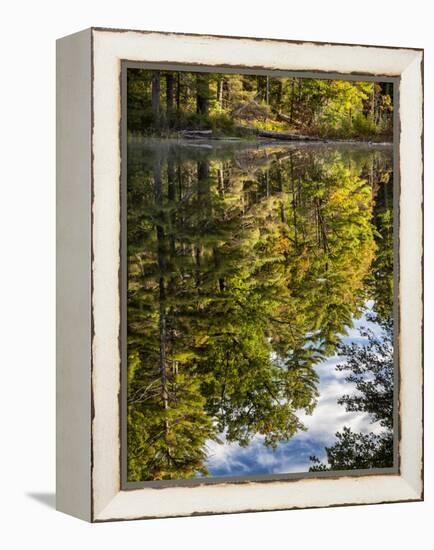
127;69;393;140
127;141;383;480
310;319;394;471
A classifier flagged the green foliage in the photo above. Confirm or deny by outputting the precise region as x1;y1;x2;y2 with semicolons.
351;113;378;137
310;427;393;471
127;69;393;140
127;141;387;480
128;374;220;481
337;321;394;430
310;317;394;472
368;170;394;323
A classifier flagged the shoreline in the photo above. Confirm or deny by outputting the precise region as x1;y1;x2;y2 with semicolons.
128;135;394;148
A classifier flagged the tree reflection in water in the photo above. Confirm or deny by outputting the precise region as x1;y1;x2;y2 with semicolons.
126;139;393;481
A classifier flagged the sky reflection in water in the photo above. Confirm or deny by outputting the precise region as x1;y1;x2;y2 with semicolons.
205;303;384;476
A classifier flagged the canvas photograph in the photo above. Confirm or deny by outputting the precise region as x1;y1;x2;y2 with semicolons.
124;66;396;484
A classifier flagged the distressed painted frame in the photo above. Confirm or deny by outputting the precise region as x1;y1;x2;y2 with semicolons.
56;27;423;522
120;62;403;491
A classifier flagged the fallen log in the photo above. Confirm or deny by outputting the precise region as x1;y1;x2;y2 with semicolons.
258;129;323;141
179;129;213;139
276;111;292;124
231;94;263;117
235;124;323;141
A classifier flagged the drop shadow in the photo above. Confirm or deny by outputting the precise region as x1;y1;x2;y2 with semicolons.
26;492;56;510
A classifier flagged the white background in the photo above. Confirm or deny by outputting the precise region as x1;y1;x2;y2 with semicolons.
1;0;432;547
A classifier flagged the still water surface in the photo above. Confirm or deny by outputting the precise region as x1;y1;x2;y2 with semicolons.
126;138;393;480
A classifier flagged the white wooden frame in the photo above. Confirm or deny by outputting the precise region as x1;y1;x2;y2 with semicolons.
56;27;423;522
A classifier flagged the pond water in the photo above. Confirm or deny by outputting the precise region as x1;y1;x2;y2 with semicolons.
126;138;394;481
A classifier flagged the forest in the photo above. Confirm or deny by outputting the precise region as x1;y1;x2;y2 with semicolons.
127;68;394;141
126;132;394;481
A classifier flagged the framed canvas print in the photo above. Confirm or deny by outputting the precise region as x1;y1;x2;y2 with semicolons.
56;27;423;522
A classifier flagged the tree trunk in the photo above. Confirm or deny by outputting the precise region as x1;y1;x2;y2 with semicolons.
151;71;161;121
153;157;168;410
166;73;174;114
196;74;209;115
265;75;270;105
290;154;298;249
176;72;181;111
217;164;224;197
290;79;296;123
195;160;210;289
222;78;228;107
197;160;210;195
159;299;168;410
167;159;176;255
277;79;283;110
217;77;223;107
